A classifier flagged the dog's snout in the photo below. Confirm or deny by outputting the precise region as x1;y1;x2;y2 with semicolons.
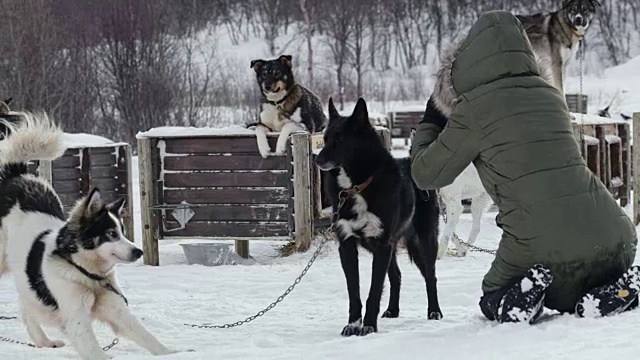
574;15;584;26
131;248;143;260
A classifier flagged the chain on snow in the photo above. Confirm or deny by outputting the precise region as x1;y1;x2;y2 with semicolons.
184;192;348;329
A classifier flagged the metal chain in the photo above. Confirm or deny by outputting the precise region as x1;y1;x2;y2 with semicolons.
0;316;119;351
102;338;120;352
437;192;497;255
184;192;348;330
453;233;497;255
0;335;35;348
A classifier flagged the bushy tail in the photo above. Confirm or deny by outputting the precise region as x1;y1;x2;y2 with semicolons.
0;111;65;164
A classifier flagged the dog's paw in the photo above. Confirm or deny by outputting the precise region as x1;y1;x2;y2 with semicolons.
340;323;362;337
259;150;272;158
455;248;468;257
428;310;443;320
358;325;377;336
381;309;399;318
36;339;65;348
274;144;288;156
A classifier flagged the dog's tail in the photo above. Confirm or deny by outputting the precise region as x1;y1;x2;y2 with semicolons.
0;111;65;165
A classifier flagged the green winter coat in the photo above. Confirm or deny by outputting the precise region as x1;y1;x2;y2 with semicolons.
411;11;637;313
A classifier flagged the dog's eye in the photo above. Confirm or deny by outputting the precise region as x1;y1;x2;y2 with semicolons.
108;230;118;238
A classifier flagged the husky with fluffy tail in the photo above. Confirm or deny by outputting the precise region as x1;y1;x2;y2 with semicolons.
0;106;175;359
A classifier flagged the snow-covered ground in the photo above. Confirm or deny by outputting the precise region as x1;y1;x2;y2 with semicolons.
1;53;640;359
1;147;639;359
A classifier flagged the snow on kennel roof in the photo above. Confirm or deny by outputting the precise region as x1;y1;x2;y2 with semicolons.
136;125;256;139
570;113;627;125
62;133;127;148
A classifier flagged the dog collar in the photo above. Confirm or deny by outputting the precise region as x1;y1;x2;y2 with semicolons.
342;176;374;197
53;252;129;306
266;84;297;108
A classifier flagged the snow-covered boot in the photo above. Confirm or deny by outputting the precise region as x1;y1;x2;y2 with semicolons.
498;264;554;324
576;266;640;318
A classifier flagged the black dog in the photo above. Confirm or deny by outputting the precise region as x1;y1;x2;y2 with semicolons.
315;98;442;337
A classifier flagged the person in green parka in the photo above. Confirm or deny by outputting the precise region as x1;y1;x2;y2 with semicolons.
411;10;639;323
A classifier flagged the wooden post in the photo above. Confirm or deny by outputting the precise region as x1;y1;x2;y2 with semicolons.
80;148;91;194
310;133;325;218
625;123;632;205
595;125;608;186
618;124;631;207
38;159;53;184
381;128;391;150
235;240;250;259
292;132;313;252
634;113;640;225
138;138;160;266
122;145;135;243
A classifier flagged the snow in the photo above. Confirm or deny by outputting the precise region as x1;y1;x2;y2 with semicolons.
1;153;640;359
137;125;256;139
388;104;429;113
565;55;640;119
3;49;640;360
583;135;599;146
578;295;602;318
571;113;627;125
324;109;390;127
62;133;119;148
605;134;622;144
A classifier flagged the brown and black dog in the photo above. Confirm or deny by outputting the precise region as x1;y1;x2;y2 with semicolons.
250;55;326;158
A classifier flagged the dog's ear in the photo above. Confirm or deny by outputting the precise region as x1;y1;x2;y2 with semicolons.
4;97;12;105
0;101;9;115
278;55;293;68
350;98;370;128
328;97;341;122
107;197;126;216
85;187;104;216
250;59;264;72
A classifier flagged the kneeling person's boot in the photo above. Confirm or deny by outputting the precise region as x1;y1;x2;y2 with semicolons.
498;264;554;324
576;266;640;318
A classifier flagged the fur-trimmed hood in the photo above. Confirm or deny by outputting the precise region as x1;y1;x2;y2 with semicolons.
432;11;540;117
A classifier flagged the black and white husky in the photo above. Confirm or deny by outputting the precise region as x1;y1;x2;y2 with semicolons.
315;98;442;337
0;110;174;359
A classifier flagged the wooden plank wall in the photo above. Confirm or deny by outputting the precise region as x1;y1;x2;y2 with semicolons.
572;123;630;202
28;144;134;240
159;136;291;239
389;111;423;139
565;94;588;114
